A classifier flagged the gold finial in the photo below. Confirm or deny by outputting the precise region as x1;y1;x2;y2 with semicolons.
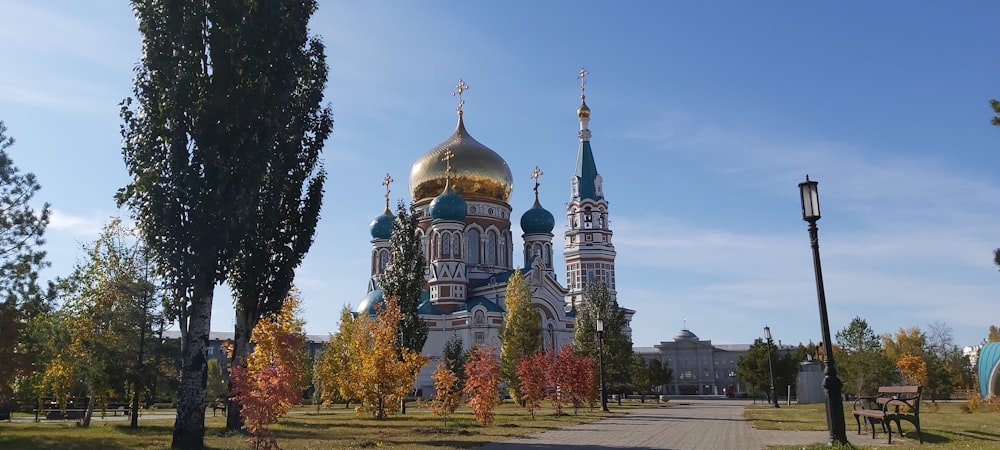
531;166;543;201
452;79;469;114
577;68;589;99
382;172;393;210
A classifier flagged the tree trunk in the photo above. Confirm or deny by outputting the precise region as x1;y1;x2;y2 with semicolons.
81;392;95;428
171;284;213;449
226;309;253;432
131;320;147;429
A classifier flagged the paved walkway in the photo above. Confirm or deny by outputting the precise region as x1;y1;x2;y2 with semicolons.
479;399;887;449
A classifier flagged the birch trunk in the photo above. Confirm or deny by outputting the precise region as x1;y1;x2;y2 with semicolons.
171;282;213;449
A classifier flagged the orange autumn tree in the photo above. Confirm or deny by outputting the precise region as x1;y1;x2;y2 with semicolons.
464;345;501;426
516;353;548;419
351;296;428;419
230;291;310;450
428;362;460;427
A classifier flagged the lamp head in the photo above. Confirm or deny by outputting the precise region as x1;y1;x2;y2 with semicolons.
764;326;772;340
798;175;820;222
596;317;604;332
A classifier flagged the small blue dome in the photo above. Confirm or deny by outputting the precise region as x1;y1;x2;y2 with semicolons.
520;199;555;234
369;207;394;240
357;289;385;316
428;185;467;221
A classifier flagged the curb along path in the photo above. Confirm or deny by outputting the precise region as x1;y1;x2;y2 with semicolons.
478;399;885;449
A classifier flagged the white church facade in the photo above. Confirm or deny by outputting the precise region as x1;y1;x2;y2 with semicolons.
355;78;632;393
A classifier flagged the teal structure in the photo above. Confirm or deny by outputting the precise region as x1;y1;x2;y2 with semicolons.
979;342;1000;399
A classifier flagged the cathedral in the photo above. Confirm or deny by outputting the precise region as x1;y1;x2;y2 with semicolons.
355;76;632;392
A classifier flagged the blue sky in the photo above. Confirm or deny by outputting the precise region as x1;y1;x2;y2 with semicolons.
2;1;998;350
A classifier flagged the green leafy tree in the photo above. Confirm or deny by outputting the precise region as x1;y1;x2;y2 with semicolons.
119;1;329;446
0;121;50;404
647;358;673;400
736;339;772;400
224;37;330;427
379;200;428;354
44;219;163;428
499;269;541;402
835;317;896;397
442;334;469;392
990;98;1000;126
573;282;632;403
206;359;227;405
631;355;651;401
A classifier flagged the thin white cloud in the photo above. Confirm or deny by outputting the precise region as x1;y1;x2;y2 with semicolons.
48;210;117;237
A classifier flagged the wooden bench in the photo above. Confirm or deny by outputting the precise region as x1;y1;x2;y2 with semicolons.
852;385;922;444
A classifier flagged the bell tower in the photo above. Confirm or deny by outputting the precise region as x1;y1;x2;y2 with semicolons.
564;68;617;309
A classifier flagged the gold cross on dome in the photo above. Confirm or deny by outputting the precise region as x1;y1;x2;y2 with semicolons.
531;166;543;198
452;79;469;113
442;148;455;176
577;68;589;96
382;172;393;207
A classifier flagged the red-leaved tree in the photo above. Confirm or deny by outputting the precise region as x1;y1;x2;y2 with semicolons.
463;345;501;426
516;353;548;419
230;296;309;450
560;346;595;414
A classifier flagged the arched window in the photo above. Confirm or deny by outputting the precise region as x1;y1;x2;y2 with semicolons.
474;310;485;326
452;232;462;258
541;245;549;264
485;230;497;266
442;233;451;257
379;250;390;272
467;229;480;265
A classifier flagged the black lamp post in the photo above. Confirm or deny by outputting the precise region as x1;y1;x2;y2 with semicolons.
596;316;609;412
764;326;780;408
798;176;849;445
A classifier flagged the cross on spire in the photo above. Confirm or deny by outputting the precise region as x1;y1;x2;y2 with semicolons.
531;166;543;201
381;172;393;209
452;79;469;114
577;68;589;98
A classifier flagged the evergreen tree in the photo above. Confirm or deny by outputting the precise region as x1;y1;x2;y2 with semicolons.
572;282;632;402
0;121;50;405
442;334;469;391
119;1;329;445
379;200;428;355
499;269;541;402
834;317;896;396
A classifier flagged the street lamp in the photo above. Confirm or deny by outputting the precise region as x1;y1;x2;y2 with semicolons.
764;326;780;408
798;176;849;445
596;316;610;412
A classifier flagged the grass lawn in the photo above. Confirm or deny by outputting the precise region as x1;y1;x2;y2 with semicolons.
0;400;666;449
746;401;1000;450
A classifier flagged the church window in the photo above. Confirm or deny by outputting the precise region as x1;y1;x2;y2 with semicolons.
379;250;389;272
474;310;485;326
441;233;451;257
452;232;461;258
474;331;485;345
207;346;215;356
541;246;549;264
485;230;497;266
467;229;480;265
595;175;603;196
598;215;604;228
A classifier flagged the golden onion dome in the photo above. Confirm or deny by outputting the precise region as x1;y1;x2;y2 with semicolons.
577;97;591;118
410;114;513;204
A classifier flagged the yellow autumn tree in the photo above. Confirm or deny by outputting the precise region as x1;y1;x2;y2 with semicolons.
428;362;460;427
350;296;428;419
897;353;928;386
315;306;364;407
